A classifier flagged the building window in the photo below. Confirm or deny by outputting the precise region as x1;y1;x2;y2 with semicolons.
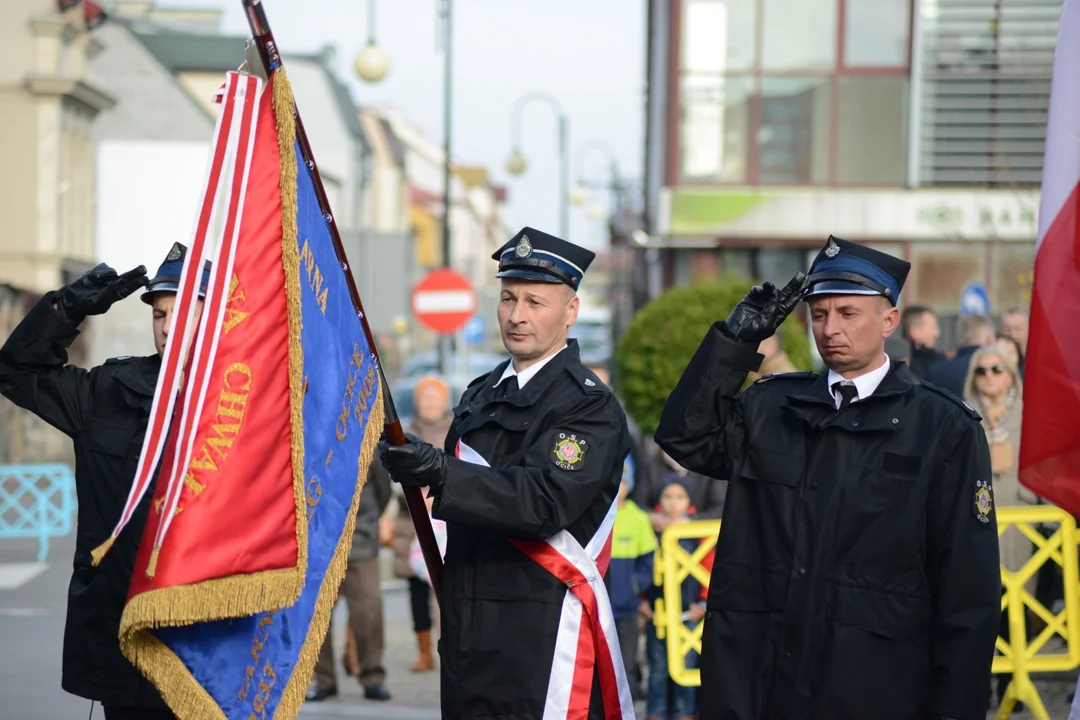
676;0;912;188
762;0;838;70
681;75;754;183
843;0;911;67
836;76;908;184
759;77;832;184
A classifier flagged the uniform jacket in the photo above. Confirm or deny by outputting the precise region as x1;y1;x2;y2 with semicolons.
431;341;632;720
608;499;656;619
907;344;944;381
654;324;1000;720
0;296;167;709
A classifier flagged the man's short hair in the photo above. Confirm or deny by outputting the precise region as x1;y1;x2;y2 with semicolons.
957;314;996;346
900;305;932;340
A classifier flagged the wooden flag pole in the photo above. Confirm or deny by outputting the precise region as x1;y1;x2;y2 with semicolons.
241;0;445;602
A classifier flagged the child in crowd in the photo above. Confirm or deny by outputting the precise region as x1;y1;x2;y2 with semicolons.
644;478;705;720
609;460;657;700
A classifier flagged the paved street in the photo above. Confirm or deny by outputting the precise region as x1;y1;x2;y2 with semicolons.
3;531;1080;719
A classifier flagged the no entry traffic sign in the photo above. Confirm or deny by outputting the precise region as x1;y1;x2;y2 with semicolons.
411;268;478;335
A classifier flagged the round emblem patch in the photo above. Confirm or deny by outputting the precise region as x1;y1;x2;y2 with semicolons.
975;480;993;524
551;432;587;470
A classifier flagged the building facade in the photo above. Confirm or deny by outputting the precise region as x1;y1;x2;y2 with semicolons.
0;0;115;294
642;0;1056;334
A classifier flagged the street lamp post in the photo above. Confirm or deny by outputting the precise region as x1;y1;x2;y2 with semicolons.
504;93;569;238
356;0;456;378
354;0;390;83
570;139;625;237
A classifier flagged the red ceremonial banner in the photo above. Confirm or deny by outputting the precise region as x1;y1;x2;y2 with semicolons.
126;85;303;617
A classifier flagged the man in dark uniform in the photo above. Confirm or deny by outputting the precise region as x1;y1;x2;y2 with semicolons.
655;235;1000;720
0;243;209;720
379;227;635;720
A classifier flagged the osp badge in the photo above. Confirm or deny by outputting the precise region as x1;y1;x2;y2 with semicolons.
974;480;994;524
552;432;587;471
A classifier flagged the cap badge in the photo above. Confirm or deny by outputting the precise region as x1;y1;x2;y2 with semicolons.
166;242;184;262
515;235;533;258
825;238;840;258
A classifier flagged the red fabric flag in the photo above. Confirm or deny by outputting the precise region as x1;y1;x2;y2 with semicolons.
1019;0;1080;514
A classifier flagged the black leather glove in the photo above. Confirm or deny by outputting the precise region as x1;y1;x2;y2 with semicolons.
379;433;448;489
722;271;808;344
56;263;148;322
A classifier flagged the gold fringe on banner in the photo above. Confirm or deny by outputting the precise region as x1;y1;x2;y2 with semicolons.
272;66;312;592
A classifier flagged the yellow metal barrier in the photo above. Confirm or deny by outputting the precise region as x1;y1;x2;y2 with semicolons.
654;508;1080;720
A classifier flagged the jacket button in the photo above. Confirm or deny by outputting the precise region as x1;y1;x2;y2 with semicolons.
892;418;899;424
706;611;712;620
796;568;806;576
851;421;859;427
783;650;793;658
522;421;529;426
489;412;496;418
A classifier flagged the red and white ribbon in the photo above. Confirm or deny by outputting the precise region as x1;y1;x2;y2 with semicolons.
97;72;254;559
455;441;634;720
153;71;263;553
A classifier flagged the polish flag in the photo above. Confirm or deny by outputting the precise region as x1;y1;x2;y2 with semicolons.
1019;0;1080;514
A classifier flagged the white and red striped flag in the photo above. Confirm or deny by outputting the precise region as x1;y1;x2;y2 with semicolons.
1020;0;1080;515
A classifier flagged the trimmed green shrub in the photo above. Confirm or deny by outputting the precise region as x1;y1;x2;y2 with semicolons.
614;277;812;435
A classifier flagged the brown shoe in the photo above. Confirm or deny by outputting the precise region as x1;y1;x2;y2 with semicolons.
411;629;436;672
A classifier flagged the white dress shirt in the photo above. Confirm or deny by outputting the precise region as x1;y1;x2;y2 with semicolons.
826;355;890;409
494;344;568;390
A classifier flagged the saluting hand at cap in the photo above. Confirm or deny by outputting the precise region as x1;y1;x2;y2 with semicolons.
723;271;808;344
56;263;149;322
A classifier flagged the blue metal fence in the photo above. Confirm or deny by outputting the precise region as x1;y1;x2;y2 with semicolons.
0;464;76;562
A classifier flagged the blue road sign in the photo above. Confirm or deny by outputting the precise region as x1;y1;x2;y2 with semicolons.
463;315;485;344
960;282;990;317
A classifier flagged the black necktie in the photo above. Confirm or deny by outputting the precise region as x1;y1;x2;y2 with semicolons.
832;381;858;409
496;376;519;399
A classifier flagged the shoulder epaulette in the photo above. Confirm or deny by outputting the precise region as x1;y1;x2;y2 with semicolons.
567;364;608;394
919;381;982;420
104;356;137;366
754;370;817;384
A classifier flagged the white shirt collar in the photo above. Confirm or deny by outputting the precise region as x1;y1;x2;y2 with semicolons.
495;344;568;389
826;355;890;409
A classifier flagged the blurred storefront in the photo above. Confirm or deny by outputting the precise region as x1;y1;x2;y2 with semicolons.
640;0;1056;320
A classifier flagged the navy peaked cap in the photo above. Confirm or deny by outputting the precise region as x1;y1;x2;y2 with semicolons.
141;242;212;305
492;226;595;292
804;235;910;306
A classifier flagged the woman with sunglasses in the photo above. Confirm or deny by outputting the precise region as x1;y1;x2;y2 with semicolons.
964;344;1037;710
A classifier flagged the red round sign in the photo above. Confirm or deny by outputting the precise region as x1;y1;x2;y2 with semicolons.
411;268;478;335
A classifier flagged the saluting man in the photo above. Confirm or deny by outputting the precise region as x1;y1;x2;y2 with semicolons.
0;243;209;720
655;236;1001;720
379;227;636;720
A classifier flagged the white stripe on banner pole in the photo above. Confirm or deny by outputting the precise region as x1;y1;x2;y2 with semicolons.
414;290;475;313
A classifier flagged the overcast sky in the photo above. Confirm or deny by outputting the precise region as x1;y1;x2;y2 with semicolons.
157;0;647;250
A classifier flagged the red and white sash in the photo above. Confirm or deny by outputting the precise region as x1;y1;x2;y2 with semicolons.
455;441;635;720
